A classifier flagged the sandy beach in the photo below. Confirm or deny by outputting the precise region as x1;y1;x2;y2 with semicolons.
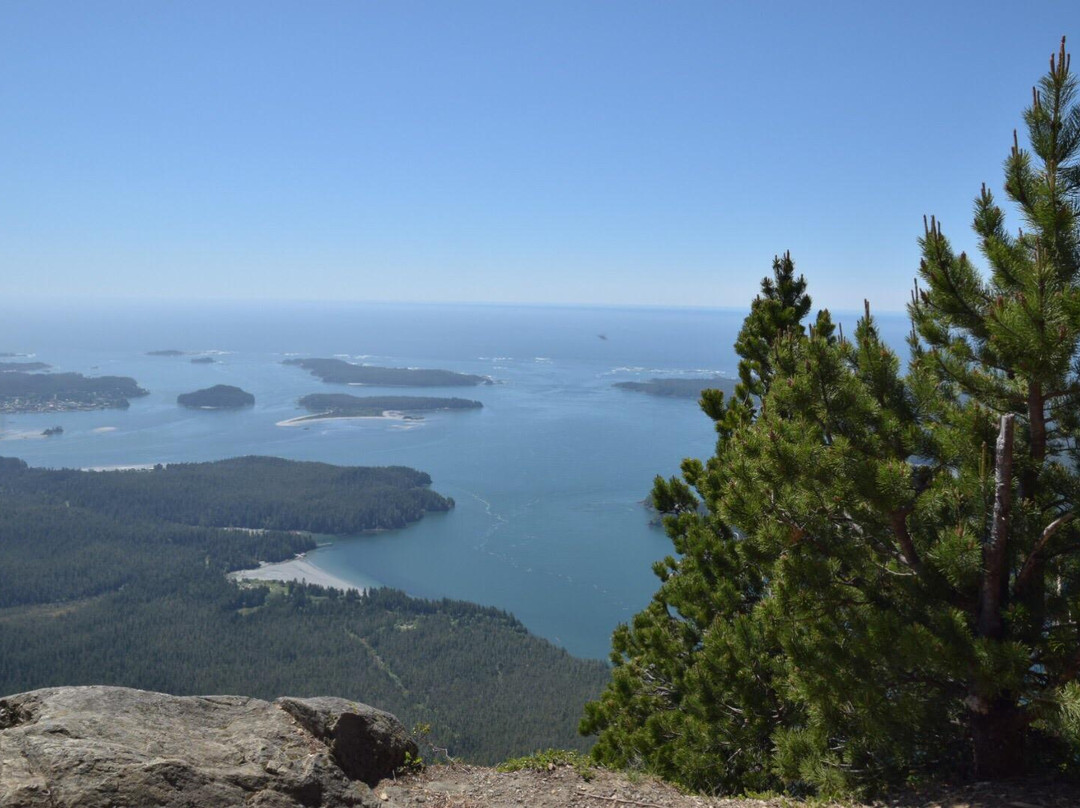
275;411;409;427
82;463;157;471
228;556;363;592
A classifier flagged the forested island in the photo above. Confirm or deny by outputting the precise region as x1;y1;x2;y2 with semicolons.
146;349;186;356
0;361;50;372
0;455;453;532
614;376;737;399
285;357;492;387
178;384;255;409
0;371;148;414
293;393;483;421
0;455;607;761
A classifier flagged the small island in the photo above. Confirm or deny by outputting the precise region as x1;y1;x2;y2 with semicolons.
190;356;216;364
177;384;255;410
0;371;148;414
147;349;187;357
614;377;737;399
41;426;63;437
0;361;50;372
282;393;483;425
284;357;491;387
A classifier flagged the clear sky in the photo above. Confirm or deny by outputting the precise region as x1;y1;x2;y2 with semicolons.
1;2;1075;312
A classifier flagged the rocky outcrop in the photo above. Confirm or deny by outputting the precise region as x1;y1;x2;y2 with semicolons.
0;686;417;808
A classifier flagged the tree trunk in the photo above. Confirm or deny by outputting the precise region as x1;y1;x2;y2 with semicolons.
970;414;1025;778
977;414;1014;640
970;696;1025;779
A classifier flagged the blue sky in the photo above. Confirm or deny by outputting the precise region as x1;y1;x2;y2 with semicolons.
1;2;1075;311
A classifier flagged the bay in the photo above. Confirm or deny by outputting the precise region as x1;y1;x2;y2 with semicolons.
0;300;909;659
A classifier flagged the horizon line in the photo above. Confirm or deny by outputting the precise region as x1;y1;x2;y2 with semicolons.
7;295;911;316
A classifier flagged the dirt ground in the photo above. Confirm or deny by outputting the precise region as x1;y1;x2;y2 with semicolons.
374;764;1080;808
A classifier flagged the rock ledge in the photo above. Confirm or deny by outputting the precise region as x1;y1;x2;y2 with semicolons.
0;685;416;808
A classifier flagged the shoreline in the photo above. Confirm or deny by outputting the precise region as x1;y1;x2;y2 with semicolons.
228;556;364;592
276;411;409;427
81;463;157;472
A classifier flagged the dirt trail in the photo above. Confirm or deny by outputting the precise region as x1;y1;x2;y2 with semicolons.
375;764;1080;808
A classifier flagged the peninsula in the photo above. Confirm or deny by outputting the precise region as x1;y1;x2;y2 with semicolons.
178;384;255;409
284;357;491;387
614;376;737;399
0;371;148;414
286;393;483;423
0;455;606;761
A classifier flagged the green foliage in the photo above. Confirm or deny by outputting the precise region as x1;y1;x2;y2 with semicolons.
584;41;1080;796
0;455;452;541
284;357;490;387
498;748;598;780
0;456;609;763
298;393;483;416
0;370;147;411
177;384;255;408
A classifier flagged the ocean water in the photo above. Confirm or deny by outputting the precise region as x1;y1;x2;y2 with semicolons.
0;300;910;659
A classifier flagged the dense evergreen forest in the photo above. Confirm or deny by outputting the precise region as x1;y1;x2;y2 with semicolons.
298;393;483;417
177;384;255;409
0;456;452;533
285;357;492;387
0;456;609;762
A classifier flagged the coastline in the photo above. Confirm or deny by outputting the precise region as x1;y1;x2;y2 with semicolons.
81;463;156;471
228;556;364;592
275;411;409;427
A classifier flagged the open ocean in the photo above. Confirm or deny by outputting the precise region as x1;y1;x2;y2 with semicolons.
0;300;910;659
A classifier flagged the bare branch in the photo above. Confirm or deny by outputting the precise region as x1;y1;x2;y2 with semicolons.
1014;511;1075;597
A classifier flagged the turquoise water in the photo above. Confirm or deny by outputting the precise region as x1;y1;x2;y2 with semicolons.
0;301;909;659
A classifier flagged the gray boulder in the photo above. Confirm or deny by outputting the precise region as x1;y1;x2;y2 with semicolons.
0;686;418;808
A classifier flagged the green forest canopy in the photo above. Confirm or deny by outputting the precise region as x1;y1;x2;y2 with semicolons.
0;456;609;762
285;357;491;387
583;39;1080;796
299;393;483;417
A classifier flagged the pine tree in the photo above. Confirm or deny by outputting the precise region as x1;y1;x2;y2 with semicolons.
907;36;1080;777
583;39;1080;794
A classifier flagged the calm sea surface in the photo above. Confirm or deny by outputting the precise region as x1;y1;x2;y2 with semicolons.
0;301;909;659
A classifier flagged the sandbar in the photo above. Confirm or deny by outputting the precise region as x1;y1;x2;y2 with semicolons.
276;411;409;427
229;556;363;592
0;430;48;441
82;463;157;471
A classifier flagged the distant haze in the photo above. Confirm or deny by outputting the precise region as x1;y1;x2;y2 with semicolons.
1;1;1073;311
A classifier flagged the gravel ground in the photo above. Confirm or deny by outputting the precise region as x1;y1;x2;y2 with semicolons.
374;764;1080;808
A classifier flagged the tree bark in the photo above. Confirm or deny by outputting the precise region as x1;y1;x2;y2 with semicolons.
977;414;1014;641
970;697;1026;779
970;414;1024;778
